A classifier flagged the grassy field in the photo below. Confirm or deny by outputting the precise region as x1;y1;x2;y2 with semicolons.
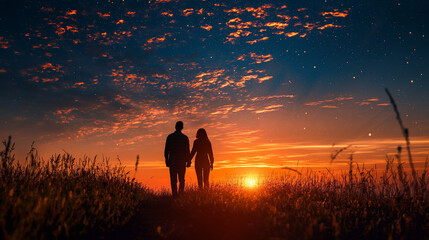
0;136;153;239
108;169;428;240
1;136;428;239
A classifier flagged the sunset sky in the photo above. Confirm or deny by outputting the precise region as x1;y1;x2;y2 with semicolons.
1;0;428;189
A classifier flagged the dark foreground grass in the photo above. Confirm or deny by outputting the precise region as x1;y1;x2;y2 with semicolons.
109;171;428;240
1;136;429;239
0;136;153;239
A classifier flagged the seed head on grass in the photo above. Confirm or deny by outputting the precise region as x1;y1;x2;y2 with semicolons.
330;145;351;164
135;154;140;173
281;166;302;175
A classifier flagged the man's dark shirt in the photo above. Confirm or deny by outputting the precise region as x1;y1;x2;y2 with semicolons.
164;131;190;167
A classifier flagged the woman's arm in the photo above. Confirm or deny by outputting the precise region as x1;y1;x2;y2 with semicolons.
189;140;197;163
208;141;214;168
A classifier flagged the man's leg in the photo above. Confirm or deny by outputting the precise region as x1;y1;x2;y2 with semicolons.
169;167;178;197
178;164;186;194
203;166;210;189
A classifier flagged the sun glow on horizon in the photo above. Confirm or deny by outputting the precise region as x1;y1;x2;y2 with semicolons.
243;176;259;188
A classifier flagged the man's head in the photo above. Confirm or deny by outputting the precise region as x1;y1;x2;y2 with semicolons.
175;121;184;131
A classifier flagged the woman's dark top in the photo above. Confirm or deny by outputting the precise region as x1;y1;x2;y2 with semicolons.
190;139;214;167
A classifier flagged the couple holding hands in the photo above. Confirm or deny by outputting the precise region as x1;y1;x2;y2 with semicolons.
164;121;214;196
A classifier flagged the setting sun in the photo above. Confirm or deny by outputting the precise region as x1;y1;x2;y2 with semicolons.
244;176;258;188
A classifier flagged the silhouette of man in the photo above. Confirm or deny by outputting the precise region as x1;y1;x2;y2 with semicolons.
164;121;190;197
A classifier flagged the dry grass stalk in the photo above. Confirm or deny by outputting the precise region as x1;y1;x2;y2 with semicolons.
385;88;418;190
281;166;302;175
330;145;351;164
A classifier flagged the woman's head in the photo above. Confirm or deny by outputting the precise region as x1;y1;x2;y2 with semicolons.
196;128;208;140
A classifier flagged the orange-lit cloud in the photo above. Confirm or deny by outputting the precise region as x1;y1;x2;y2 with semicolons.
246;36;269;44
66;10;77;16
251;53;273;63
201;24;212;31
257;76;273;83
321;10;349;18
254;104;283;114
54;107;78;123
277;15;291;20
228;30;252;38
237;53;273;64
161;11;173;17
318;24;342;30
285;32;299;37
265;22;289;29
143;33;172;50
41;63;63;72
97;12;111;18
305;96;354;106
0;36;11;49
226;18;254;29
321;105;339;109
251;95;295;101
41;77;59;83
225;5;272;19
183;8;194;16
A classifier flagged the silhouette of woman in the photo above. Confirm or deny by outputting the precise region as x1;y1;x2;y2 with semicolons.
190;128;214;189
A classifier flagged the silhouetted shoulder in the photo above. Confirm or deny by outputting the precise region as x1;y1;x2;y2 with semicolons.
179;132;189;140
167;133;174;138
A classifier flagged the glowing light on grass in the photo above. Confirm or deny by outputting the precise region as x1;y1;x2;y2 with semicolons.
243;176;258;188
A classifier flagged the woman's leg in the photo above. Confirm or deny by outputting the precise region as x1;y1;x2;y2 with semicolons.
195;164;203;189
203;166;210;189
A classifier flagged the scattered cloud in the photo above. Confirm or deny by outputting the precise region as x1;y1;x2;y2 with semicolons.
321;10;349;18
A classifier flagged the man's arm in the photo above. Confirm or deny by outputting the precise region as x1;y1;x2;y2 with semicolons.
164;136;170;167
185;137;191;166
